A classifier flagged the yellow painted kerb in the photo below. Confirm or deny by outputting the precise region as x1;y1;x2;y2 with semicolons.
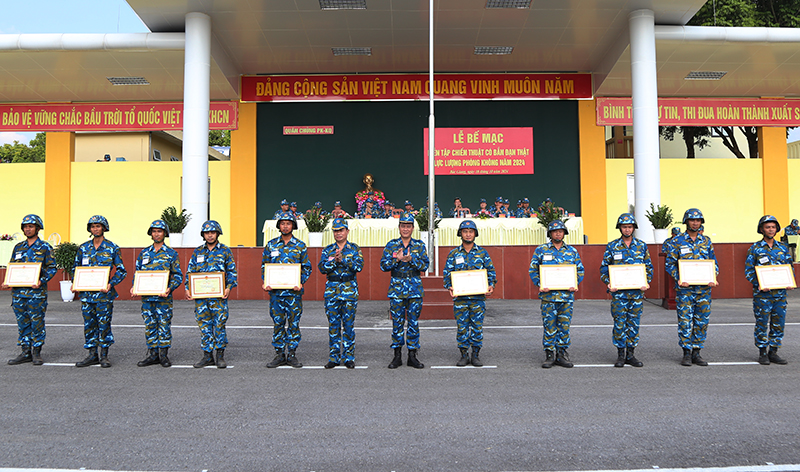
758;126;789;225
578;99;607;243
230;102;258;246
44;132;75;243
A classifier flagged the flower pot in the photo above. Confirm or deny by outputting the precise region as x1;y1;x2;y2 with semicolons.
308;232;324;247
169;233;183;247
60;280;75;302
653;228;669;244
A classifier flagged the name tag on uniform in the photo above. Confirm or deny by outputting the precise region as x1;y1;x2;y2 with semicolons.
82;257;90;265
680;246;690;255
14;252;22;260
543;254;553;261
196;255;205;263
455;256;465;264
613;252;623;260
271;250;280;257
142;258;150;265
759;256;769;264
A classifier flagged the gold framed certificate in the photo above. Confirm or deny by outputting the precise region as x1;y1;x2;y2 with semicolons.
73;266;111;291
451;269;489;297
263;263;301;289
755;264;797;291
189;272;225;299
3;262;42;287
678;259;717;285
132;270;170;296
539;264;578;291
609;264;648;290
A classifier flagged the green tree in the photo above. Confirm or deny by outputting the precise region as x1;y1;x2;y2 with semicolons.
0;132;46;163
208;130;231;146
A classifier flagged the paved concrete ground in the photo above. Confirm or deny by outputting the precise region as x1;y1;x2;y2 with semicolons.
1;290;799;472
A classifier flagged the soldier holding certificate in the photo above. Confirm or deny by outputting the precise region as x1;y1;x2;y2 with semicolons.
529;220;585;368
3;215;56;366
185;220;237;369
131;220;183;368
665;208;719;367
599;213;653;368
74;215;127;368
318;218;364;368
443;220;497;367
744;215;793;365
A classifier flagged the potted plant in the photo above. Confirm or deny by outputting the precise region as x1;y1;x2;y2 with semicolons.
646;203;673;243
52;241;79;302
161;206;191;247
304;207;331;247
536;198;569;230
415;208;441;257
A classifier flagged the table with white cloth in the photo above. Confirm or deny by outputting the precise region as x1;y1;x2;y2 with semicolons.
262;217;583;248
0;240;17;267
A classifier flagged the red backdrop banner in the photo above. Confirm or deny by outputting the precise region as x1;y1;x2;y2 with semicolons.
423;127;533;176
597;97;800;126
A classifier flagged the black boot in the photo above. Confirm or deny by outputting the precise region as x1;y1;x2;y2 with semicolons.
137;348;160;367
76;347;99;367
388;347;403;369
456;348;470;367
758;347;770;365
8;346;32;365
265;348;286;368
407;349;424;369
555;348;573;368
768;347;788;365
680;348;692;366
159;348;171;367
625;347;643;367
471;347;483;367
691;348;708;366
542;350;556;369
193;350;215;368
99;347;111;368
286;350;302;368
215;348;227;369
614;348;626;368
31;346;43;366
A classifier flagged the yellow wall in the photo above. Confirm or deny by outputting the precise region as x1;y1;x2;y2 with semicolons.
230;102;257;246
0;163;46;237
75;132;149;162
788;159;800;221
151;134;183;162
578;99;608;243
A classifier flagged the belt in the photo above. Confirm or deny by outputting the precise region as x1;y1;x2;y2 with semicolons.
327;275;355;282
391;270;420;278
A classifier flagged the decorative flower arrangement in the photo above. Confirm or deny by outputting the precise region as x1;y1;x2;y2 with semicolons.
536;198;569;229
355;189;386;213
0;234;13;241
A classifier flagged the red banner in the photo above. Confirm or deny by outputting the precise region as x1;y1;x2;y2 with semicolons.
423;127;533;176
597;97;800;126
0;102;238;132
242;73;591;102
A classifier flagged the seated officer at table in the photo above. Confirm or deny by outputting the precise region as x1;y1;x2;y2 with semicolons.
404;200;418;216
381;201;395;219
516;198;533;218
784;219;800;235
290;202;303;219
331;201;352;219
475;199;493;218
492;197;509;218
356;197;380;219
273;199;291;219
449;197;470;218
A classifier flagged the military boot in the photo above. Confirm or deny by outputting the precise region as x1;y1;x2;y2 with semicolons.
555;348;574;368
407;349;424;369
625;347;643;367
99;347;111;368
193;350;215;368
614;348;626;368
31;346;43;366
286;350;302;368
265;348;286;368
456;348;470;367
388;347;403;369
680;348;692;366
542;350;556;369
691;348;708;366
768;347;788;365
75;347;99;367
8;346;32;365
137;348;160;367
758;347;770;365
159;348;172;367
471;347;483;367
215;348;227;369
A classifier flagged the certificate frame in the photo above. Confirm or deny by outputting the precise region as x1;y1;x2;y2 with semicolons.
189;272;225;299
608;264;648;290
755;264;797;291
72;266;111;291
132;270;170;296
263;263;301;290
3;262;42;287
539;264;578;291
451;269;489;297
678;259;717;285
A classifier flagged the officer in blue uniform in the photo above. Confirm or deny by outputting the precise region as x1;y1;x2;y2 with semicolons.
381;201;395;219
475;199;493;218
744;215;793;365
131;220;183;368
263;212;312;368
492;197;509;218
290;202;302;219
356;197;380;219
422;199;442;219
784;219;800;235
403;200;418;216
443;220;497;367
3;215;56;366
449;197;470;218
380;213;430;369
599;213;653;367
74;215;127;368
665;208;719;366
318;218;364;368
529;220;585;368
661;227;681;254
515;197;532;218
185;220;237;369
273;199;290;219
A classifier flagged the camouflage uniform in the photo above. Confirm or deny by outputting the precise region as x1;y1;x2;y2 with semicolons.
318;240;364;364
744;239;792;349
75;238;127;349
9;237;57;350
262;235;312;352
186;241;238;352
135;243;183;349
443;244;497;350
380;236;430;350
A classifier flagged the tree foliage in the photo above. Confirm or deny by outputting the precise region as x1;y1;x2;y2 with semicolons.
0;132;46;163
208;130;231;147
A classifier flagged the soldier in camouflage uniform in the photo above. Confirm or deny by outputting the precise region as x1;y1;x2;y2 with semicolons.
492;197;509;218
263;212;312;368
318;218;364;368
475;199;493;218
744;215;793;365
661;227;681;254
3;215;56;366
784;219;800;235
273;199;290;219
599;213;653;368
665;208;719;367
380;213;430;369
131;220;183;368
443;220;497;367
185;220;237;369
529;220;585;368
74;215;127;368
356;197;380;219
